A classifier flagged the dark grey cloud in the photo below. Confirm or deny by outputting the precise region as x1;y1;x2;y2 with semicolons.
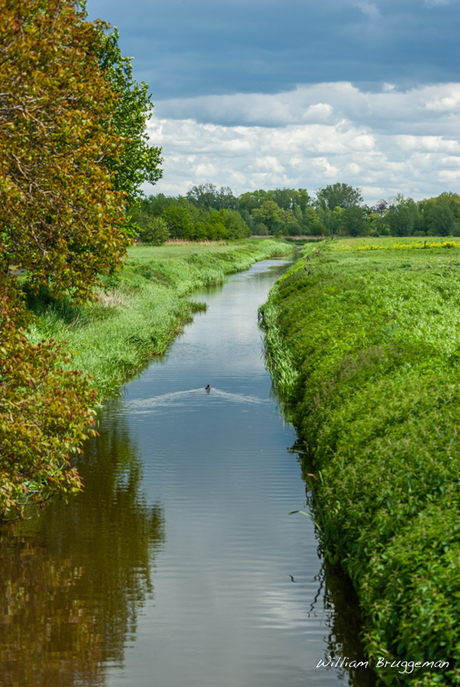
87;0;459;100
153;82;460;133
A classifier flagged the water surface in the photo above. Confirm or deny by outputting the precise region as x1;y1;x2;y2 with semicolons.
0;259;370;687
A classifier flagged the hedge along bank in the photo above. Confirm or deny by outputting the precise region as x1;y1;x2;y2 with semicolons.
28;240;293;399
260;236;460;687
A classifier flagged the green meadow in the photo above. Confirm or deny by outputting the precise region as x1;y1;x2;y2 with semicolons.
261;236;460;686
28;240;291;398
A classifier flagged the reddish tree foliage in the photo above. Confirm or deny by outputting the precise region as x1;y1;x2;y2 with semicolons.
0;0;131;302
0;0;139;517
0;277;98;517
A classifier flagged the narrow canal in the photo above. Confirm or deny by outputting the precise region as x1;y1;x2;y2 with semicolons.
0;258;372;687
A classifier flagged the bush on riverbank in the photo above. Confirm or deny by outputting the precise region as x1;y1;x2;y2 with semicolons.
29;240;291;398
260;237;460;686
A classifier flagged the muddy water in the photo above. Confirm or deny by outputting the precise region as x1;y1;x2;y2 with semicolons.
0;259;373;687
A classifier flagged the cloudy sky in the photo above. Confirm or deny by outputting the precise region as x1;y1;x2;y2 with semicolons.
87;0;460;203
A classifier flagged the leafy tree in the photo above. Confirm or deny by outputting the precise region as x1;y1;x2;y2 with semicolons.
374;199;389;215
425;203;456;236
286;221;302;236
316;205;333;232
186;183;219;208
239;209;254;232
216;185;238;210
140;193;177;217
440;192;460;223
267;188;311;212
330;206;342;231
98;27;163;224
239;190;270;213
162;206;193;239
278;207;296;226
186;183;237;210
316;183;363;211
207;212;228;240
239;188;312;232
310;221;330;236
386;196;420;236
420;193;460;236
0;0;133;303
302;206;320;233
220;209;250;239
340;205;368;236
193;221;208;240
254;223;268;236
266;188;293;210
366;211;390;236
252;200;284;233
0;278;97;517
179;197;211;232
293;206;303;223
138;216;169;245
0;0;160;517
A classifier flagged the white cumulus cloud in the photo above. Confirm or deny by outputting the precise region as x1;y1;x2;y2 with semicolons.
147;82;460;204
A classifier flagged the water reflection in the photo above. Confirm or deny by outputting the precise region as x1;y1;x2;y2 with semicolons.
322;564;376;687
288;443;377;687
0;409;164;687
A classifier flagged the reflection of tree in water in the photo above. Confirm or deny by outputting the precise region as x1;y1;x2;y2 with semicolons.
0;404;164;687
291;442;377;687
319;564;377;687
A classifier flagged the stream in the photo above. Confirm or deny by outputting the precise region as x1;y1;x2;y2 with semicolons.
0;258;373;687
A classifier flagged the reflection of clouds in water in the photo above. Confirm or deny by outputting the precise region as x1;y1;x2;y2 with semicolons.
258;586;329;631
121;388;268;415
232;259;290;278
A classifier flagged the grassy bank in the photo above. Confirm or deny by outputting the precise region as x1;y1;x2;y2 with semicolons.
28;240;291;398
260;237;460;686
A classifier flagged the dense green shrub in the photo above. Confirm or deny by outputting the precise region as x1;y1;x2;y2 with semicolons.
261;237;460;686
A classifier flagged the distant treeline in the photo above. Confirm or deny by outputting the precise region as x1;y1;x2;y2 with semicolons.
132;183;460;243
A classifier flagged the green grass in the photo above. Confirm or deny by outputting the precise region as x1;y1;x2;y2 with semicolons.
126;241;247;261
28;240;292;398
261;237;460;686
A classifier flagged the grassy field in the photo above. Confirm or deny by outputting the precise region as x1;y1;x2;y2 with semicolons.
127;240;243;260
28;239;291;398
260;236;460;686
